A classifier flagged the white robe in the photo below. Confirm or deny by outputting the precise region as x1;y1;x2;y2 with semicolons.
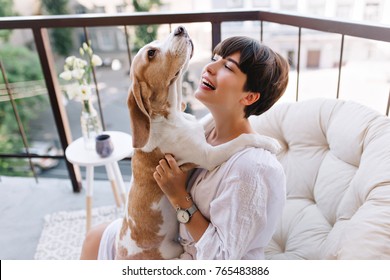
178;146;286;259
98;116;286;260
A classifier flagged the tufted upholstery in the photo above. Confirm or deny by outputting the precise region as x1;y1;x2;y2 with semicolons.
249;99;390;259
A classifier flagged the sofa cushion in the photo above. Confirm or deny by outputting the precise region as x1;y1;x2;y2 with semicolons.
250;99;390;259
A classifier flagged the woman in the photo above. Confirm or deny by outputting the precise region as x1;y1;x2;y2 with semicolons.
81;36;289;260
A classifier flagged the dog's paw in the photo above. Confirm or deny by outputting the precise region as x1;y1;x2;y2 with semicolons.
179;162;198;172
236;133;281;154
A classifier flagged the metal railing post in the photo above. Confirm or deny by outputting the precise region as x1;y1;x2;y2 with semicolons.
0;60;38;182
32;27;82;192
296;27;301;102
336;34;345;99
260;21;263;43
211;22;221;51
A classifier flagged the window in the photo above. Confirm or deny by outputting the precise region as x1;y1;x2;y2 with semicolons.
336;0;354;19
116;31;128;51
252;0;271;8
75;5;87;14
307;50;321;68
364;1;383;21
116;5;126;13
280;0;297;11
94;6;105;13
96;30;116;51
307;0;326;16
287;50;296;69
227;0;243;8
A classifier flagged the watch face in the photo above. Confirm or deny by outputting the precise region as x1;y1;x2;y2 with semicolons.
177;209;190;223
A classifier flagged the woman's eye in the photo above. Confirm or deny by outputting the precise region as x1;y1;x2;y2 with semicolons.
211;54;221;62
224;64;232;71
148;49;156;58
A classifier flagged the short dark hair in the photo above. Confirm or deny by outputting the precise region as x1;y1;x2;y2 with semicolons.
213;36;289;118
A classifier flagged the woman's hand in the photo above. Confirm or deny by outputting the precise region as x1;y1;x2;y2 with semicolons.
154;154;209;242
153;154;189;207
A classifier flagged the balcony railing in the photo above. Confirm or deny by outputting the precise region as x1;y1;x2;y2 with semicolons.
1;10;390;192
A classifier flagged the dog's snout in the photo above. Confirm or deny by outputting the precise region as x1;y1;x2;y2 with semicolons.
174;26;186;36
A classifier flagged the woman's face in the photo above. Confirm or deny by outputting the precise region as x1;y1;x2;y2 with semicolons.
195;52;249;114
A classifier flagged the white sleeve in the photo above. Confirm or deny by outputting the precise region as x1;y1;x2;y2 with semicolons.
194;173;268;260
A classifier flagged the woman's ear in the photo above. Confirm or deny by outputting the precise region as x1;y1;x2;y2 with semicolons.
241;92;260;106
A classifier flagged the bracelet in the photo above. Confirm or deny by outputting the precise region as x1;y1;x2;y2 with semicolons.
175;193;193;211
185;193;192;202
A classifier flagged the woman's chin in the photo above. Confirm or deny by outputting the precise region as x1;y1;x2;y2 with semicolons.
194;90;206;102
194;87;211;99
194;89;202;100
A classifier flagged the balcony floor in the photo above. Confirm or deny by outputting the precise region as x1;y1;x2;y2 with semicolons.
0;176;124;260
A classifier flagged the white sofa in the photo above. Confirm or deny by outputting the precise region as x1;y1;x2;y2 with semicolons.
250;98;390;259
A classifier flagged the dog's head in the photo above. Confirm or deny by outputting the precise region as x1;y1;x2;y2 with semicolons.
128;26;193;148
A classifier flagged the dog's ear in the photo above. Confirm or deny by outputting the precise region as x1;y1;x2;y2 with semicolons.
128;79;151;148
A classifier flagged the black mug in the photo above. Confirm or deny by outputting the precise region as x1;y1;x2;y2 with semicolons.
95;134;114;158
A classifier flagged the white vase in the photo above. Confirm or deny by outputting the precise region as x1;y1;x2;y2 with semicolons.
80;97;102;150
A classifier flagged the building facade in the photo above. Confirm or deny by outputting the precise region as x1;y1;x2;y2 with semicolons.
6;0;390;70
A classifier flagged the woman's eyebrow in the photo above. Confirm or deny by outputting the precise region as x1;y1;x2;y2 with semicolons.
227;57;239;68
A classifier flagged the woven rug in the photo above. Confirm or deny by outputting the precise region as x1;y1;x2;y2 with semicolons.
34;205;121;260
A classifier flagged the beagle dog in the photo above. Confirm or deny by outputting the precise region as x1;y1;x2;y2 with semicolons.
115;26;280;259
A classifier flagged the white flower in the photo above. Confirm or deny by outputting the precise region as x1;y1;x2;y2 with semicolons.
65;83;91;100
79;84;92;99
91;54;103;66
59;70;72;81
59;41;102;102
65;56;76;66
72;69;85;80
73;58;87;69
65;84;80;100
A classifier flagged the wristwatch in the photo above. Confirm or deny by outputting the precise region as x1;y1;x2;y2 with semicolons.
176;204;198;224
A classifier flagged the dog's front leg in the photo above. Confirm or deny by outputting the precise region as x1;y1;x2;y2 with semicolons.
179;162;198;172
200;133;281;170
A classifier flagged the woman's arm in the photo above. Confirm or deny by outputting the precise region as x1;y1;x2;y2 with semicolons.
194;176;268;259
153;154;209;241
154;151;283;259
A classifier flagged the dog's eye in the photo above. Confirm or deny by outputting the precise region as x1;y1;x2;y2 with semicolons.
147;49;156;58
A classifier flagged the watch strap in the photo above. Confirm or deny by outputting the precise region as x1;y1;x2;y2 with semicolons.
185;203;198;217
176;203;198;224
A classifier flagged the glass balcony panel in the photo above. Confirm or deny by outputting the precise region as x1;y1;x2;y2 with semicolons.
339;37;390;114
295;28;341;101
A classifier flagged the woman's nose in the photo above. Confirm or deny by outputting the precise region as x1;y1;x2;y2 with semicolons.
205;61;217;75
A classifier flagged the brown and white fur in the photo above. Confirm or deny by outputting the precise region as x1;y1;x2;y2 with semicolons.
115;26;279;259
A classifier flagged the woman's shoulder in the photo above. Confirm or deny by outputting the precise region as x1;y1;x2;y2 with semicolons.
213;147;285;203
225;146;284;178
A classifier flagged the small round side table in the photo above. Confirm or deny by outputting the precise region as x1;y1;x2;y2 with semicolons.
65;131;132;231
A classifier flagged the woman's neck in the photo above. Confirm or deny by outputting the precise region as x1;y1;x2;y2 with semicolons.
208;114;254;146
